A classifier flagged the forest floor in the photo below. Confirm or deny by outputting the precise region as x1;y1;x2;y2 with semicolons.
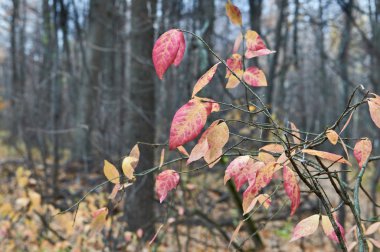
0;142;378;251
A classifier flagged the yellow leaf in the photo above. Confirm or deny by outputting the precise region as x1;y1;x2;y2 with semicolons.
122;156;138;180
326;130;339;145
89;207;108;236
104;160;120;184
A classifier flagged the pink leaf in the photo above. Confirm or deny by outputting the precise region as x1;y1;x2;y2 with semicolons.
368;94;380;128
155;170;180;203
233;33;243;53
321;215;345;243
245;30;275;59
353;138;372;169
365;222;380;235
169;99;208;150
225;54;243;78
152;29;185;79
243;66;267;87
243;162;277;202
224;156;262;191
283;166;300;216
290;214;320;242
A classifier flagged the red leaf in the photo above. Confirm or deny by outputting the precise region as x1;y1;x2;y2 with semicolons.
155;170;180;203
283;166;300;216
245;30;275;59
152;29;185;79
169;99;208;150
354;138;372;169
224;156;263;190
192;63;220;97
225;0;242;26
290;214;319;242
243;66;267;87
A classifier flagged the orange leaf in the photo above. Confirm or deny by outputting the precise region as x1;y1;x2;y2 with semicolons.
155;170;180;203
225;0;242;26
152;29;185;79
283;166;300;216
188;120;229;168
169;99;208;150
243;193;271;214
258;152;276;164
290;214;319;242
260;144;284;154
245;30;275;58
326;130;339;145
192;63;220;97
302;149;351;166
354;138;372;169
243;66;267;87
368;94;380;128
104;160;120;184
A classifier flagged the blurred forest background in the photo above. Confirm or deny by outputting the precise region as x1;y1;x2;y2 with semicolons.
0;0;380;251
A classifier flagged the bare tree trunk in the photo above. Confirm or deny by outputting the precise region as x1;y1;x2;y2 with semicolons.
337;0;353;227
124;0;157;241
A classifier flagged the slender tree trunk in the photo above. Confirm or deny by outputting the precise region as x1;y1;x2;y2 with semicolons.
124;0;157;241
337;0;353;227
